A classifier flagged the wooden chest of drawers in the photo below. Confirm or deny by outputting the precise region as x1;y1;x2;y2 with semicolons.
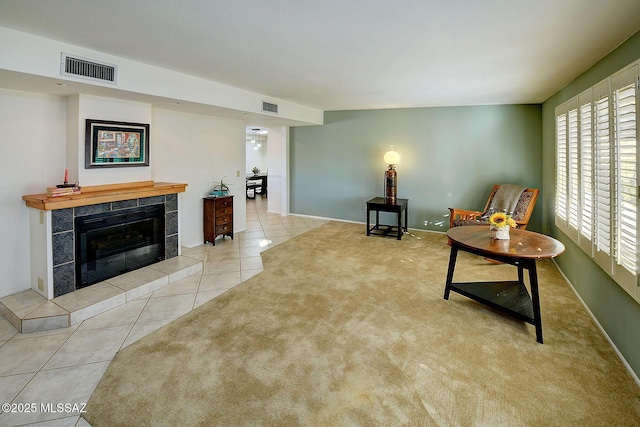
203;195;234;245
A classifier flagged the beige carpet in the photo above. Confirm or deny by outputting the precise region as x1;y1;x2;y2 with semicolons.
84;221;640;426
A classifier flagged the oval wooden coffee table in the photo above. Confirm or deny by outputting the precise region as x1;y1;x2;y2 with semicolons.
444;226;565;343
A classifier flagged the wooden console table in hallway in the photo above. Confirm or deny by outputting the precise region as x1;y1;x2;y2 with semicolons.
444;226;564;343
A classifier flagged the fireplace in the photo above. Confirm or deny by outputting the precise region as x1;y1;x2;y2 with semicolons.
22;181;187;300
48;193;180;297
75;205;165;289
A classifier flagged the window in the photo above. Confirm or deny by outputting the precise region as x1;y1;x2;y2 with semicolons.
556;112;567;222
613;71;638;280
594;81;612;262
555;60;639;302
568;106;580;232
578;93;593;246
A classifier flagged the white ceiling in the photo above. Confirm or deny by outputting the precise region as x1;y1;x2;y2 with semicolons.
1;0;640;112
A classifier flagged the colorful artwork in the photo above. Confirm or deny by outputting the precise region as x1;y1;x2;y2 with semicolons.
85;120;149;168
96;130;141;159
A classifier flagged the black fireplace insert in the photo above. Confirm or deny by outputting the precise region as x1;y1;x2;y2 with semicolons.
75;205;165;288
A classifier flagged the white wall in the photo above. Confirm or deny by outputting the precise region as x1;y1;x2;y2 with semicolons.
0;26;323;126
0;89;67;297
266;126;289;215
152;109;247;247
0;25;306;298
73;95;153;186
0;89;248;299
246;140;268;175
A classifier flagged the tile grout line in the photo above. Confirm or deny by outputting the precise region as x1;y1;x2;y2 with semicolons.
3;329;75;408
0;199;318;424
116;296;154;353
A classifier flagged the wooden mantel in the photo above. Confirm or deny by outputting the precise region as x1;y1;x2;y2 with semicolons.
22;180;188;210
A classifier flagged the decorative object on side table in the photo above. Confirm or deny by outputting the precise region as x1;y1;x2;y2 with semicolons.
211;176;231;197
251;167;260;175
488;211;516;239
383;146;400;204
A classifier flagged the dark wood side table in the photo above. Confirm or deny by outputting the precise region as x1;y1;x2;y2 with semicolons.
444;226;564;343
366;197;408;240
246;174;267;199
203;195;234;245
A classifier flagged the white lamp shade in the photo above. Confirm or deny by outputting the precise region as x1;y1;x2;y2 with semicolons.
384;150;400;165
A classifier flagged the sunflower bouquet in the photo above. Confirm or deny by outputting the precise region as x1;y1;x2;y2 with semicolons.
488;211;517;229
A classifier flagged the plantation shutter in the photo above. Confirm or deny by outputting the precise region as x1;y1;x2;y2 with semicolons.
568;106;580;234
593;80;612;270
611;65;639;290
579;89;594;252
555;60;640;303
556;108;568;228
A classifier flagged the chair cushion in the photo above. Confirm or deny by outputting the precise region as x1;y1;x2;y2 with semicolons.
452;219;485;227
488;184;526;215
513;191;533;221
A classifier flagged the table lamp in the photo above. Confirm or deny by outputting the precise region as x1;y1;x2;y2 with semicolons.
384;147;400;203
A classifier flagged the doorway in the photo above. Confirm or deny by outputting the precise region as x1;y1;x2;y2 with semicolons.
246;127;268;199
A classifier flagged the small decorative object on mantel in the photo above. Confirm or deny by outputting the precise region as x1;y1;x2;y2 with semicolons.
56;168;75;188
47;184;81;197
210;176;231;197
488;211;516;240
47;168;81;197
251;167;260;175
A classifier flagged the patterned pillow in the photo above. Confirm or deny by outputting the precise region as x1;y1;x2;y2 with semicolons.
452;219;485;227
512;191;533;221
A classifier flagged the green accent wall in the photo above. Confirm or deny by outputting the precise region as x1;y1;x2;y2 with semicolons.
291;105;542;233
542;30;640;377
291;28;640;379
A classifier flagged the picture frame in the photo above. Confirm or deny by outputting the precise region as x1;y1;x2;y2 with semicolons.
85;119;150;168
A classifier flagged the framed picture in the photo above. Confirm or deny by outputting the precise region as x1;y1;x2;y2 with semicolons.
85;119;150;168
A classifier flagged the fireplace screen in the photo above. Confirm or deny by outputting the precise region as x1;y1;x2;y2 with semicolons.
75;205;165;288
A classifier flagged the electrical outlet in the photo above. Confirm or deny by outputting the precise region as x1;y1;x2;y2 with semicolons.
236;170;240;177
39;211;44;224
37;277;44;291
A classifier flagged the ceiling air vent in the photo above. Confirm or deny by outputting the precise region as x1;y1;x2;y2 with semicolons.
262;101;278;114
60;53;117;84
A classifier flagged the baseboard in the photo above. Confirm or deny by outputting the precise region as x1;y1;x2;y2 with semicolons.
552;259;640;387
289;213;447;236
289;213;362;224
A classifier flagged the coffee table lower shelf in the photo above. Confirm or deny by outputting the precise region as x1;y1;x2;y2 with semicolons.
368;224;403;238
447;280;535;325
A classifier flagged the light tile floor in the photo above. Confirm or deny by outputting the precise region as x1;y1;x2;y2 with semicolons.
0;197;326;426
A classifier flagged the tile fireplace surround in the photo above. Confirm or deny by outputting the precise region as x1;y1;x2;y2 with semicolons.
0;181;190;333
21;181;187;300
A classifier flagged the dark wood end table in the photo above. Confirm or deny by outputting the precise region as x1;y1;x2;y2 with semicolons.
366;197;408;240
444;226;565;343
